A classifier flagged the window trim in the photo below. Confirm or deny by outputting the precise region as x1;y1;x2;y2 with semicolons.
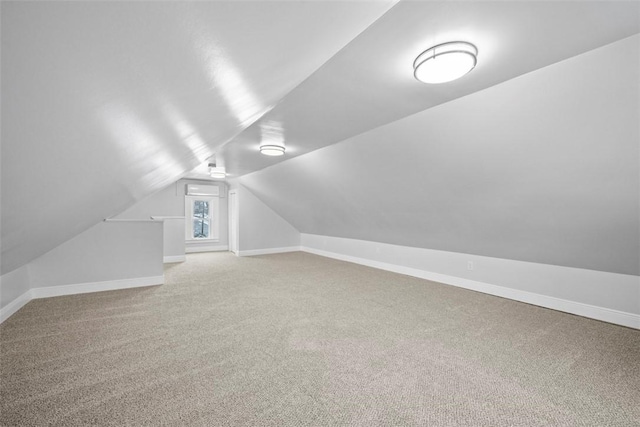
185;195;220;242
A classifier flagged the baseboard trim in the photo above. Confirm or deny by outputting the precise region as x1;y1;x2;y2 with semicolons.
186;245;229;253
31;275;164;299
238;246;301;257
301;246;640;330
164;255;186;263
0;275;164;324
0;290;33;324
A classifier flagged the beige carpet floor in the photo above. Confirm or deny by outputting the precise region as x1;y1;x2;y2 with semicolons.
1;252;639;426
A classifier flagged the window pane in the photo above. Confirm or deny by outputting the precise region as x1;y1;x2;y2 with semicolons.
193;200;209;218
193;219;210;239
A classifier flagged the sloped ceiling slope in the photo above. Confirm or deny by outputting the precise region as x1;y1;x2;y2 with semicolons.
240;35;640;276
219;1;640;177
0;1;395;274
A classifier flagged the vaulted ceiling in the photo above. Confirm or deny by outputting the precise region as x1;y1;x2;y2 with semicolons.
241;34;640;275
2;1;639;276
216;1;640;177
0;1;395;274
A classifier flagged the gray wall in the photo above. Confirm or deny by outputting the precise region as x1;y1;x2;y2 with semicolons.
230;183;300;252
0;220;163;315
240;36;640;276
157;218;186;259
28;221;163;288
0;265;30;311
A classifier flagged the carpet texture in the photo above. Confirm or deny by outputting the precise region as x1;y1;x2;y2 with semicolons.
1;252;639;426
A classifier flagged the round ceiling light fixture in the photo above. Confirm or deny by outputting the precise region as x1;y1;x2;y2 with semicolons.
259;142;285;156
208;163;226;179
413;41;478;84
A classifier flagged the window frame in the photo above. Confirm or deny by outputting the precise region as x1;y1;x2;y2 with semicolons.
185;195;220;242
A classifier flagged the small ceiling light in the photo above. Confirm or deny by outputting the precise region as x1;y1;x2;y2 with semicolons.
414;41;478;84
259;120;286;156
259;143;285;156
208;163;226;179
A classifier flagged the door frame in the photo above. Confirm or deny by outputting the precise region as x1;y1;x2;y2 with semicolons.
228;190;239;255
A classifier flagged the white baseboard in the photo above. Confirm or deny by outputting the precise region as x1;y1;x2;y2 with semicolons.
186;245;229;253
0;290;33;324
31;275;164;299
301;245;640;330
164;255;186;263
0;275;164;324
238;246;301;257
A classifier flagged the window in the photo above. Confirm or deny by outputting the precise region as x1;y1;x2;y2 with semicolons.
192;199;210;238
185;195;220;241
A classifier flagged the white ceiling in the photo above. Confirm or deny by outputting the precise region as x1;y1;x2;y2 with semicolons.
1;1;639;275
0;1;395;274
212;1;640;177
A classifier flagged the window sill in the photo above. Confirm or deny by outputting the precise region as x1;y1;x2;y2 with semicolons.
186;239;220;243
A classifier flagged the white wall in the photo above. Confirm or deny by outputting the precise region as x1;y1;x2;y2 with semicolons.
117;179;229;252
232;183;300;255
28;220;163;288
0;265;31;317
240;35;640;276
301;234;640;329
0;266;30;309
0;220;164;323
152;217;186;262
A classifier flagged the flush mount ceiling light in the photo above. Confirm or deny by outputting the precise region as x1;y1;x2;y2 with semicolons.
208;163;226;179
413;41;478;84
259;142;285;156
259;120;286;156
